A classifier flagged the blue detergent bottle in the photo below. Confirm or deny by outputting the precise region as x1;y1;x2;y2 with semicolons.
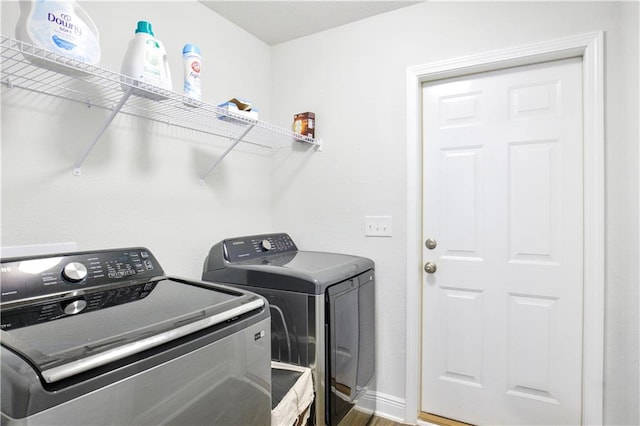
121;20;173;95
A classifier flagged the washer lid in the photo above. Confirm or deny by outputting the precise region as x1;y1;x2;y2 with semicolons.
1;277;264;383
210;251;374;294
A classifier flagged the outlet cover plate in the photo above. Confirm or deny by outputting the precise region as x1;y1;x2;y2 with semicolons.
365;216;392;237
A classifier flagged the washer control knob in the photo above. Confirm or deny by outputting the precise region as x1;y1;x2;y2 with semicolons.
259;240;272;252
62;299;87;315
62;262;88;283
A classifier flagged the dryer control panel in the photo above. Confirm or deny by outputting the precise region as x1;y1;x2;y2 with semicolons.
223;233;298;262
0;248;164;329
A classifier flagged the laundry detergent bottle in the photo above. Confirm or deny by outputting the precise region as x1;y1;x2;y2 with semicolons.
182;44;202;101
120;21;172;94
15;0;101;65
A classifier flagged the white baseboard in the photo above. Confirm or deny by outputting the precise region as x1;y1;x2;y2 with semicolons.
367;391;407;423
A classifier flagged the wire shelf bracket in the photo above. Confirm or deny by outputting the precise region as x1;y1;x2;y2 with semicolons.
199;124;255;183
73;86;134;175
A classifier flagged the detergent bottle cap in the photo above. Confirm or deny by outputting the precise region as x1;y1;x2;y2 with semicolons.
182;44;201;55
135;21;154;36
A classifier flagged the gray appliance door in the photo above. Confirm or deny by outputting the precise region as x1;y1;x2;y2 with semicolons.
1;278;262;383
327;270;375;425
1;316;271;426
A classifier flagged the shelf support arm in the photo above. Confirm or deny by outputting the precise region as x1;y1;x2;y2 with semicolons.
73;87;134;175
199;124;255;183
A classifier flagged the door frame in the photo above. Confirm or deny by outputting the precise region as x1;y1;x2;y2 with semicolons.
405;31;604;425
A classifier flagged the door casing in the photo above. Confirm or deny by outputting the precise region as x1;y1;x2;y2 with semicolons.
404;31;604;425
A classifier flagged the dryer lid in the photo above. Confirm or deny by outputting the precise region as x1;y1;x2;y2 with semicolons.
208;251;374;294
203;233;374;294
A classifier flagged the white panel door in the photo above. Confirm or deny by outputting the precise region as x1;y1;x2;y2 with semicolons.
421;58;583;425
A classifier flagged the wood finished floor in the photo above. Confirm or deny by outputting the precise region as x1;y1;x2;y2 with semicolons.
368;413;470;426
368;416;406;426
340;409;407;426
343;412;471;425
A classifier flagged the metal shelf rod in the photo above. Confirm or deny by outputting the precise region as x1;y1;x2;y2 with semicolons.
199;125;255;183
73;86;134;176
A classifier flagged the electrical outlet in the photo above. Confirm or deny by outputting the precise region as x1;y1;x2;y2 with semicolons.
365;216;392;237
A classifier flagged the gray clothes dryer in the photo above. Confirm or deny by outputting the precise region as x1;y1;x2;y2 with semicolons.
202;233;376;426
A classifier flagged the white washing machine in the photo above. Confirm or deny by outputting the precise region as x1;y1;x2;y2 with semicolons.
202;233;376;425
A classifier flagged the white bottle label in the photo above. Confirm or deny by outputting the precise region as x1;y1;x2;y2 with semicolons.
183;54;202;100
28;7;99;63
142;39;163;86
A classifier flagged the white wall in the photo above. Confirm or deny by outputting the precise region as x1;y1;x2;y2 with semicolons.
2;1;638;425
1;1;275;276
270;2;639;424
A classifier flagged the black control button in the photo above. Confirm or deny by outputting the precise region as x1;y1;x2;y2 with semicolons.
259;239;272;252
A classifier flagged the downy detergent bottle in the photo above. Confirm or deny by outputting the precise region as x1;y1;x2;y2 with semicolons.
120;21;172;99
15;0;101;71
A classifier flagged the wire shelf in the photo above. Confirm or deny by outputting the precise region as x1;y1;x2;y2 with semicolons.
1;35;318;177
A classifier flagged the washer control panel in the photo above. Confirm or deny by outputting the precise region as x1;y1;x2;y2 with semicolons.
223;233;298;262
0;247;164;329
1;280;158;330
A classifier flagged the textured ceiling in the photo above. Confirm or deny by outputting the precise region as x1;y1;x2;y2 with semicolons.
200;1;421;46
